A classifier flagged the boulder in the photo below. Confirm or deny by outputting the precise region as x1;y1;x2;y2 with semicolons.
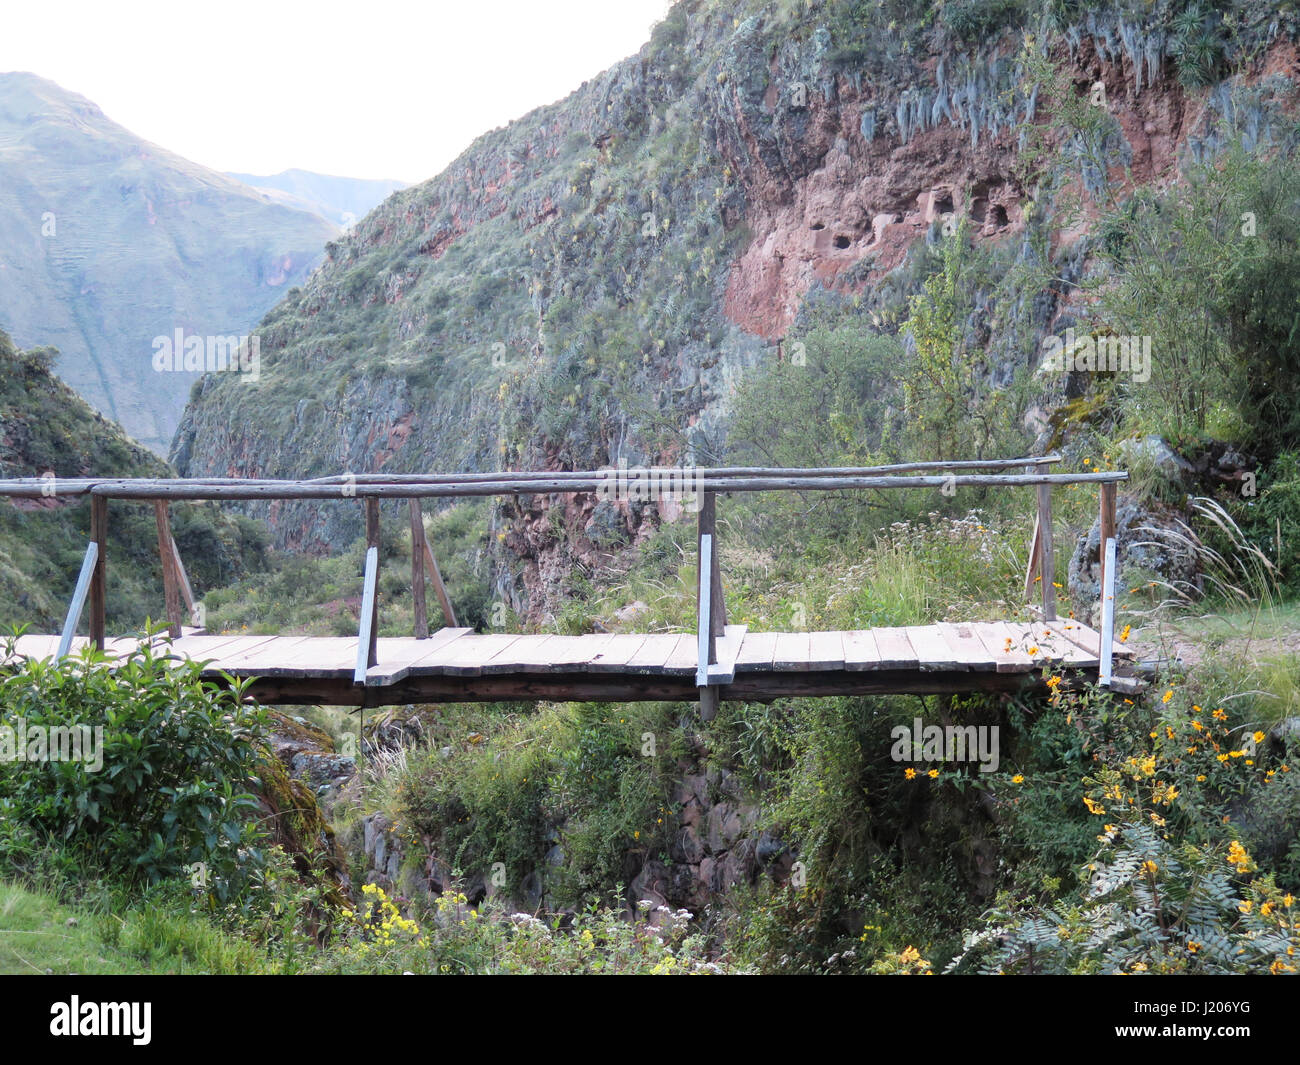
1068;495;1201;621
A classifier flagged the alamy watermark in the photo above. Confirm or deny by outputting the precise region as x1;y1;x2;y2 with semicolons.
891;717;1000;773
595;461;706;513
0;718;104;773
1038;328;1151;383
152;329;260;381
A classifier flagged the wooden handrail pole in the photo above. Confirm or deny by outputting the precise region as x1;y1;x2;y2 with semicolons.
365;497;381;668
409;499;429;639
56;541;99;661
89;494;107;650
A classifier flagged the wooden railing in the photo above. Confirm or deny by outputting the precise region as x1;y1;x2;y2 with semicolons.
0;456;1127;708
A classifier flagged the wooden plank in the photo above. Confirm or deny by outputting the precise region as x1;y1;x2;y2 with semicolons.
705;624;747;684
870;627;918;669
772;632;811;671
993;622;1091;667
586;634;649;673
367;627;473;685
422;633;524;677
969;622;1036;673
170;632;284;663
544;633;616;669
936;622;998;671
841;629;883;671
364;499;381;670
697;532;715;685
662;634;699;674
733;631;778;672
209;636;317;675
1049;620;1133;660
56;541;100;661
89;495;107;650
625;634;690;674
906;625;965;670
355;545;379;684
479;634;561;674
806;630;845;671
1099;537;1117;687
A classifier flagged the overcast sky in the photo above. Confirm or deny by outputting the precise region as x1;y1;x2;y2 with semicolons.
0;0;674;184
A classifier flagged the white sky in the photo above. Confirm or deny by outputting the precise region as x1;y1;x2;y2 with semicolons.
0;0;675;184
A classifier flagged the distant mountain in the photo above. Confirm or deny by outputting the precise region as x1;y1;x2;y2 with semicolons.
0;72;337;454
226;169;407;228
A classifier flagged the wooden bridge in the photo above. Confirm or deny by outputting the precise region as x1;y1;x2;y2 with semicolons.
0;457;1136;713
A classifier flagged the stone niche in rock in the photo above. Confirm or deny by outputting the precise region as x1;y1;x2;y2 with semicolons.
1068;495;1203;624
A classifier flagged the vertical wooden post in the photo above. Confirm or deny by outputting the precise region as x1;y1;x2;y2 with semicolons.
365;497;381;669
1035;466;1056;622
409;499;428;639
1099;481;1117;594
154;501;183;638
89;494;107;651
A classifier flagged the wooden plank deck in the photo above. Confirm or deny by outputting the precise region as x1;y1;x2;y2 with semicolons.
4;620;1123;706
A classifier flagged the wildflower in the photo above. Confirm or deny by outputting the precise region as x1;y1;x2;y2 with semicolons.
904;768;916;780
1253;730;1265;745
1191;720;1204;732
1083;796;1106;815
1141;860;1158;876
1212;709;1228;721
1187;941;1200;953
1162;689;1173;704
1119;624;1131;642
1011;774;1024;784
927;768;939;779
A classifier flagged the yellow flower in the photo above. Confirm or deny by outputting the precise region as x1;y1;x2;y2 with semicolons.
1162;689;1173;704
1141;860;1158;875
1239;900;1253;914
1119;624;1131;643
1011;774;1024;784
1253;731;1265;744
927;768;939;779
905;767;917;780
1083;796;1106;815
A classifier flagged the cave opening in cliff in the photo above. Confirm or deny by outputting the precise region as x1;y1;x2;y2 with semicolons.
834;234;851;249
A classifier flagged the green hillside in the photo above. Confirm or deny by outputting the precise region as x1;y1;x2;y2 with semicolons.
0;73;338;453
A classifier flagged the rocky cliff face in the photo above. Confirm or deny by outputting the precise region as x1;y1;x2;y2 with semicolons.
171;0;1300;621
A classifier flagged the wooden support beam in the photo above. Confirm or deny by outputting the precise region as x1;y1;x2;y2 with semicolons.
1099;481;1117;594
421;534;458;628
56;541;99;661
89;495;107;651
154;501;184;638
169;534;198;627
364;497;381;670
409;499;428;639
1035;477;1056;622
1022;513;1041;604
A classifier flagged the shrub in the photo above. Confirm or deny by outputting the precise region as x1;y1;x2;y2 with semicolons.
0;638;269;900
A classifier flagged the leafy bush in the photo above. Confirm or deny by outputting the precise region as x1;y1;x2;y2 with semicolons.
0;639;269;899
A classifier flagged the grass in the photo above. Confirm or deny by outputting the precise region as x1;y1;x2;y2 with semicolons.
0;881;275;974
